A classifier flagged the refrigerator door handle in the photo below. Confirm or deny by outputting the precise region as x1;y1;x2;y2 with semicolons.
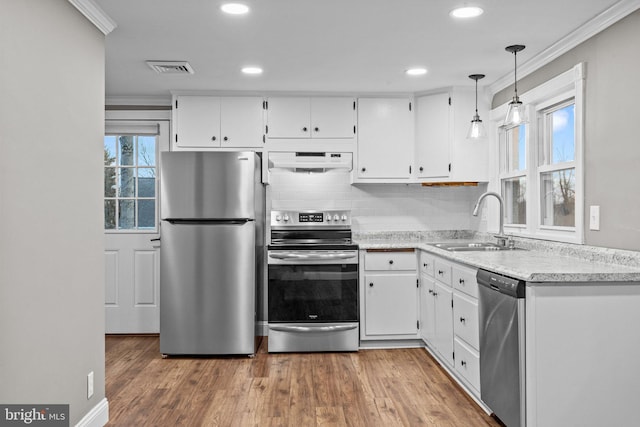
164;219;253;225
269;324;358;333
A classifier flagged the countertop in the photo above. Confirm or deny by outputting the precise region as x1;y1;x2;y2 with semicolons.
354;233;640;283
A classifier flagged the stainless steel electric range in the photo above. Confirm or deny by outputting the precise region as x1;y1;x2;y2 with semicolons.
267;210;359;352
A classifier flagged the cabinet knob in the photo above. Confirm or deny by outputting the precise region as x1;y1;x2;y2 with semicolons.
459;317;466;324
212;136;217;141
361;167;366;173
423;262;428;267
419;166;424;172
389;260;394;265
369;282;374;287
314;127;319;132
223;136;228;141
438;270;444;275
459;278;465;284
302;127;308;132
461;360;467;367
432;292;438;296
428;289;433;294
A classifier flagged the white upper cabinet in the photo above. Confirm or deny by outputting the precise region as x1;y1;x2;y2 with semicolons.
172;95;264;150
356;98;413;180
415;92;451;178
265;96;355;139
414;88;489;182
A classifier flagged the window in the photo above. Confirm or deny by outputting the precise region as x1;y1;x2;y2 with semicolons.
495;63;584;243
104;134;158;231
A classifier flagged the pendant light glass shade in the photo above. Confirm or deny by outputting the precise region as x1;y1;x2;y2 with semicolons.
503;45;526;128
467;74;487;139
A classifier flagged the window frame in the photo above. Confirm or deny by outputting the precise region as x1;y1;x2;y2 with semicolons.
104;120;169;234
492;63;584;244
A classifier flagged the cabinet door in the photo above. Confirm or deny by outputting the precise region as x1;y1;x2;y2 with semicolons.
357;98;413;179
365;273;418;336
453;292;479;349
220;97;264;148
266;97;311;138
310;97;355;138
174;96;221;147
433;281;453;365
415;93;450;178
420;274;436;343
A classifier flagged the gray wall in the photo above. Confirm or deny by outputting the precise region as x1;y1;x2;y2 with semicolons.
0;0;106;424
493;10;640;251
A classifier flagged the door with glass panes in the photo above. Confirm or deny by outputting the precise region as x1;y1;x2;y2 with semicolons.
104;120;169;333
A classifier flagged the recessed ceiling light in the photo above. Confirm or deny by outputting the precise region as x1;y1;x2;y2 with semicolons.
221;3;249;15
242;66;263;75
406;68;428;76
450;6;484;19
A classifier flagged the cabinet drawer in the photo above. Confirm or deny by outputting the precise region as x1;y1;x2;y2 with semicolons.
434;258;452;285
454;337;480;393
453;292;479;349
452;264;479;298
419;252;435;277
365;251;415;271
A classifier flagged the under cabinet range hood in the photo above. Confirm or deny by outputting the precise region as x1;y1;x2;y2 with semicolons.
268;152;352;173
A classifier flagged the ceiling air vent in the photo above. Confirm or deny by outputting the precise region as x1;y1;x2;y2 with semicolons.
146;61;194;74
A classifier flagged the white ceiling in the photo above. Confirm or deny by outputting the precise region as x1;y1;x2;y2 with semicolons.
95;0;628;99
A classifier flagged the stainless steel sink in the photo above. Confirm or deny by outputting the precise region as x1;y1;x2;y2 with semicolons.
429;242;522;252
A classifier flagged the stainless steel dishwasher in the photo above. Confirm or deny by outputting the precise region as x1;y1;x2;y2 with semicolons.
477;269;526;427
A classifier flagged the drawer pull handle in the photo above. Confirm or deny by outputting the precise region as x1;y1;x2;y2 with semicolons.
389;260;394;265
432;292;438;296
461;360;467;367
423;263;428;267
428;289;433;294
459;278;465;284
438;270;444;275
459;317;466;324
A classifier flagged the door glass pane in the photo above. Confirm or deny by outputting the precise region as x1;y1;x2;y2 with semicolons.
551;104;575;164
118;136;136;166
119;168;136;197
104;137;116;166
118;200;136;229
104;167;116;197
138;136;156;166
138;200;155;229
502;177;527;225
137;168;155;197
541;168;575;227
105;200;116;229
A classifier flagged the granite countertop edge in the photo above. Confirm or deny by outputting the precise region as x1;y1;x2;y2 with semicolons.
354;232;640;283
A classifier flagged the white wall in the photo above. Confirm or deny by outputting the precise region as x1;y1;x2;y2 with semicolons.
492;10;640;251
0;1;106;424
267;171;487;231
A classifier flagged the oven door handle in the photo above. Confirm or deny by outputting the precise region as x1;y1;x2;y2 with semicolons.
269;324;358;333
269;252;357;261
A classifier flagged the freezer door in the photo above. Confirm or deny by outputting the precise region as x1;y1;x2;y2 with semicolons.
160;221;256;355
160;151;258;220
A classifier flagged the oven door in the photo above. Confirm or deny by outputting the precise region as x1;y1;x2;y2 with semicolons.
267;250;358;323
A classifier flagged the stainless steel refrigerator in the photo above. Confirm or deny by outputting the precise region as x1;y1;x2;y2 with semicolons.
159;151;264;356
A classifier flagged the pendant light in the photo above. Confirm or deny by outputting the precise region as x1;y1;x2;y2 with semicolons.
503;44;526;128
467;74;487;139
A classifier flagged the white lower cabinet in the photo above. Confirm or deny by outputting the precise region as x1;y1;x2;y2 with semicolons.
420;250;481;398
360;250;419;340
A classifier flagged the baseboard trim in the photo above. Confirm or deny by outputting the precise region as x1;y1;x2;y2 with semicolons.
75;398;109;427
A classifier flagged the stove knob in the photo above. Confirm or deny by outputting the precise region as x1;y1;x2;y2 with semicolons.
283;215;290;222
333;214;340;221
276;215;282;222
325;213;332;222
341;215;348;221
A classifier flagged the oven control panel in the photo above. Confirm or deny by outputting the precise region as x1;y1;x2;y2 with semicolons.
271;210;351;227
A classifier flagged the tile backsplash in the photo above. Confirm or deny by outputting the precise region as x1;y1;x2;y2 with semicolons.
267;170;488;232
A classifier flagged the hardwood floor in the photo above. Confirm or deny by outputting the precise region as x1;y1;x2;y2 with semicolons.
106;336;501;426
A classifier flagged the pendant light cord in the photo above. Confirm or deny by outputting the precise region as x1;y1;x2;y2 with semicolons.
513;50;518;99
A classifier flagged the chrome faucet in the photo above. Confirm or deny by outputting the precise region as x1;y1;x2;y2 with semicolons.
472;191;508;247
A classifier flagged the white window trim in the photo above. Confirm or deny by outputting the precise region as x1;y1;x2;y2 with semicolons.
104;119;170;234
490;63;585;244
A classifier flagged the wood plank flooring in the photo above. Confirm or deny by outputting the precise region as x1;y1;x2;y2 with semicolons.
105;336;502;426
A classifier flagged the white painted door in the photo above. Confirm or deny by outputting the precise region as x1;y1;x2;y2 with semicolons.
310;97;355;138
433;281;454;365
104;120;169;333
174;96;221;147
364;273;418;336
266;97;311;138
415;92;451;178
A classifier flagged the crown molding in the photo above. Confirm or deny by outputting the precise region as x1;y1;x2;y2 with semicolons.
68;0;117;35
489;0;640;95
